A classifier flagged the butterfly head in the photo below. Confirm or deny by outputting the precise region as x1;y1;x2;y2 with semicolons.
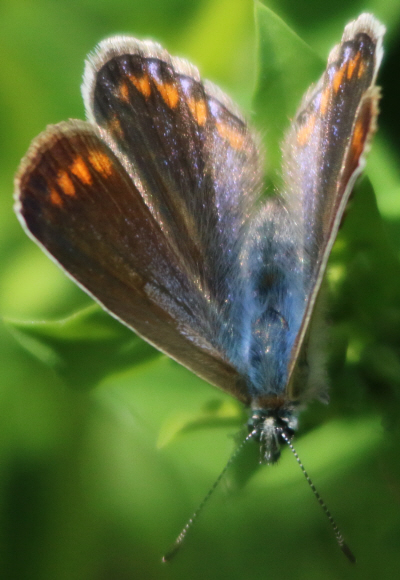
248;406;298;464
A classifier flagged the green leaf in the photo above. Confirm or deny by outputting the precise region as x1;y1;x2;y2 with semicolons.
157;399;244;448
5;304;157;390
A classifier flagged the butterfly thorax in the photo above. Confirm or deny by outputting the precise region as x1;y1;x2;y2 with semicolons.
247;407;298;463
236;201;309;399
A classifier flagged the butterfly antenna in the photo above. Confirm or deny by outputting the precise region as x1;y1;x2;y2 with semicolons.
280;431;356;563
162;429;257;563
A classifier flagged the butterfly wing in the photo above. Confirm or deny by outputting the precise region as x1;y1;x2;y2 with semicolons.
14;38;264;403
83;39;262;343
239;14;384;405
281;14;385;397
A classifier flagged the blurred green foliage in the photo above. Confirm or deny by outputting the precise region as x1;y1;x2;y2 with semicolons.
1;0;400;579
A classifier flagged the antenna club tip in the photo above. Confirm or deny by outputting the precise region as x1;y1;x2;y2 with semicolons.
341;542;356;564
162;545;179;563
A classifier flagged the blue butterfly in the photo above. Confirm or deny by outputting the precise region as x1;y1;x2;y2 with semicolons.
15;13;384;562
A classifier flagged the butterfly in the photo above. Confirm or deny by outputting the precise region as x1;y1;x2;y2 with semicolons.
14;12;384;560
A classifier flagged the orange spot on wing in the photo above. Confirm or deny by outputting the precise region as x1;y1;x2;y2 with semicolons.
70;157;92;185
88;151;113;178
320;87;330;117
296;114;316;146
57;170;75;196
119;81;130;103
333;63;346;93
154;80;180;109
108;117;123;137
357;60;366;78
347;52;361;79
187;97;207;126
129;74;151;98
351;118;366;159
216;122;245;150
50;188;63;206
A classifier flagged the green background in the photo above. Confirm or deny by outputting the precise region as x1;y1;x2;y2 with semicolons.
1;0;400;578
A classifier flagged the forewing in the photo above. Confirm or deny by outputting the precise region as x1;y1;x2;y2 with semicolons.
281;14;385;390
15;120;249;403
82;38;263;338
